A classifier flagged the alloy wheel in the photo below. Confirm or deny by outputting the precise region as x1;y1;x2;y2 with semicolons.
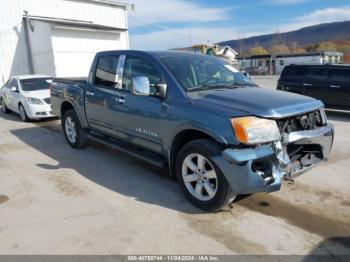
65;116;77;144
181;153;218;201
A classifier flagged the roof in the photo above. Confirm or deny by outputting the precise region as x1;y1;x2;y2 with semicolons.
24;15;128;32
16;75;51;80
75;0;128;8
285;63;350;67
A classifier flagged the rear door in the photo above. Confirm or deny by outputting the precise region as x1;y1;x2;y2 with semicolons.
278;66;306;94
329;67;350;109
304;66;331;105
85;54;123;135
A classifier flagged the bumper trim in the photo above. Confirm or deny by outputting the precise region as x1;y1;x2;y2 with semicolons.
222;145;274;164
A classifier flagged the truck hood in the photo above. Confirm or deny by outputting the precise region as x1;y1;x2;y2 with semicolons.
188;87;323;118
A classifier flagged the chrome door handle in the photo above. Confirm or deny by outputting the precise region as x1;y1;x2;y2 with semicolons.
86;91;94;96
116;97;125;104
330;85;341;88
303;83;312;86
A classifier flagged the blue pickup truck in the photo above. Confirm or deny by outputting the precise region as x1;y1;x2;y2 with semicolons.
51;50;334;211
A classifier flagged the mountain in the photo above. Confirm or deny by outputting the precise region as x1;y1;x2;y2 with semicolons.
218;21;350;53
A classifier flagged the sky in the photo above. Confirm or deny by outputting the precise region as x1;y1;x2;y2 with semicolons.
124;0;350;50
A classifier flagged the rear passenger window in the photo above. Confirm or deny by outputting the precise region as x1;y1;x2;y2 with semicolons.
94;55;120;88
307;67;329;80
282;66;305;78
122;56;162;94
332;69;350;81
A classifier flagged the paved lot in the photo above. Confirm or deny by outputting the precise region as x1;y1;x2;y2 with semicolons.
0;83;349;257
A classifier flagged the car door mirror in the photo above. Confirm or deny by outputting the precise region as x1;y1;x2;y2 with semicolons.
11;86;18;92
156;83;167;99
132;76;150;96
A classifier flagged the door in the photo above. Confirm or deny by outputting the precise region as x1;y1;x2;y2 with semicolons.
114;54;165;153
85;54;123;136
304;66;331;105
279;66;306;94
7;78;20;111
329;67;350;109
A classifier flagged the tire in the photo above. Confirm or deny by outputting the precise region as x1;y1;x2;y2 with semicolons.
176;139;236;212
1;98;9;114
19;104;29;122
62;109;87;149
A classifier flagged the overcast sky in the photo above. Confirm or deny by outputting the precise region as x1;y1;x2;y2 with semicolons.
124;0;350;50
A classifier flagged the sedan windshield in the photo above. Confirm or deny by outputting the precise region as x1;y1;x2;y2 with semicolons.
161;55;255;91
20;78;52;91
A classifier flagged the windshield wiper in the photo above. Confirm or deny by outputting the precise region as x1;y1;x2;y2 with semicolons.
186;83;240;92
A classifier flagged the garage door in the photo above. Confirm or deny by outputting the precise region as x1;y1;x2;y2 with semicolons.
51;27;121;77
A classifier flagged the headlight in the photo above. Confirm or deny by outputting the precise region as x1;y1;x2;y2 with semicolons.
231;116;281;145
27;97;43;105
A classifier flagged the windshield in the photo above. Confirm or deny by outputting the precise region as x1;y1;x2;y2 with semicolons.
20;78;52;91
161;55;255;91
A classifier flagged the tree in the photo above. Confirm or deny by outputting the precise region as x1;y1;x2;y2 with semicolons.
271;44;291;55
249;46;268;56
316;41;337;52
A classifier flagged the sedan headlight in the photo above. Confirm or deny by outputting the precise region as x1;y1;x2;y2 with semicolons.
27;97;43;105
231;116;281;145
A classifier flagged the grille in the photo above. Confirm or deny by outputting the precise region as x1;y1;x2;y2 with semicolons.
277;109;325;134
43;97;51;104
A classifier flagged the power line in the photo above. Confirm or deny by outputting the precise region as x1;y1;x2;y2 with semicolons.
129;16;189;38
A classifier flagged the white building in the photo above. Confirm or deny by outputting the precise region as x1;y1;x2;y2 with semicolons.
239;51;344;75
0;0;129;85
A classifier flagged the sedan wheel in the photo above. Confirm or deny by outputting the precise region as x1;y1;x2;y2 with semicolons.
19;105;29;122
182;153;218;201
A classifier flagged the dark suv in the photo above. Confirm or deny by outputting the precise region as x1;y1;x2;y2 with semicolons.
277;64;350;110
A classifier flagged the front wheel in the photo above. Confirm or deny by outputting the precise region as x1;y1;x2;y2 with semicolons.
62;110;87;149
19;104;29;122
176;139;236;212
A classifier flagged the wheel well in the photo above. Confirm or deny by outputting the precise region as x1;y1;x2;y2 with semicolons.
61;101;74;117
170;129;216;176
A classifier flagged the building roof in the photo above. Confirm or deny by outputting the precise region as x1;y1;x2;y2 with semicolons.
238;51;344;60
24;15;128;31
77;0;128;8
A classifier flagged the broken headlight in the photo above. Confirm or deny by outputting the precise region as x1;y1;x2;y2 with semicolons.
231;116;281;145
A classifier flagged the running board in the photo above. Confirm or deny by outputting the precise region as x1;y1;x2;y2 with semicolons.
86;133;168;169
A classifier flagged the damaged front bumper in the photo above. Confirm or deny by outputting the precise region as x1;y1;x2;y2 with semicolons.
214;124;334;194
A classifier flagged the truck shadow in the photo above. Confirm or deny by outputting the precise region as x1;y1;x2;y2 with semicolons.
10;125;200;214
303;237;350;261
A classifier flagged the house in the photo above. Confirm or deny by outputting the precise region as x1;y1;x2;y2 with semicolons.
238;51;344;75
171;44;238;64
0;0;129;85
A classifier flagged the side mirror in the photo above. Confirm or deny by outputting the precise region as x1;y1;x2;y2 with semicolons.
242;71;250;79
156;83;167;99
132;76;150;96
11;86;18;92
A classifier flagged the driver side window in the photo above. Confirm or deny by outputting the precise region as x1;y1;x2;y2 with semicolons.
122;56;162;95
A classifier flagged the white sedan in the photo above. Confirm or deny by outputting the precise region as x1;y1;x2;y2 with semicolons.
0;75;56;121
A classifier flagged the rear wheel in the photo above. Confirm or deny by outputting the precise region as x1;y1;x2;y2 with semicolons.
1;98;9;113
19;104;29;122
176;139;236;212
62;109;87;149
